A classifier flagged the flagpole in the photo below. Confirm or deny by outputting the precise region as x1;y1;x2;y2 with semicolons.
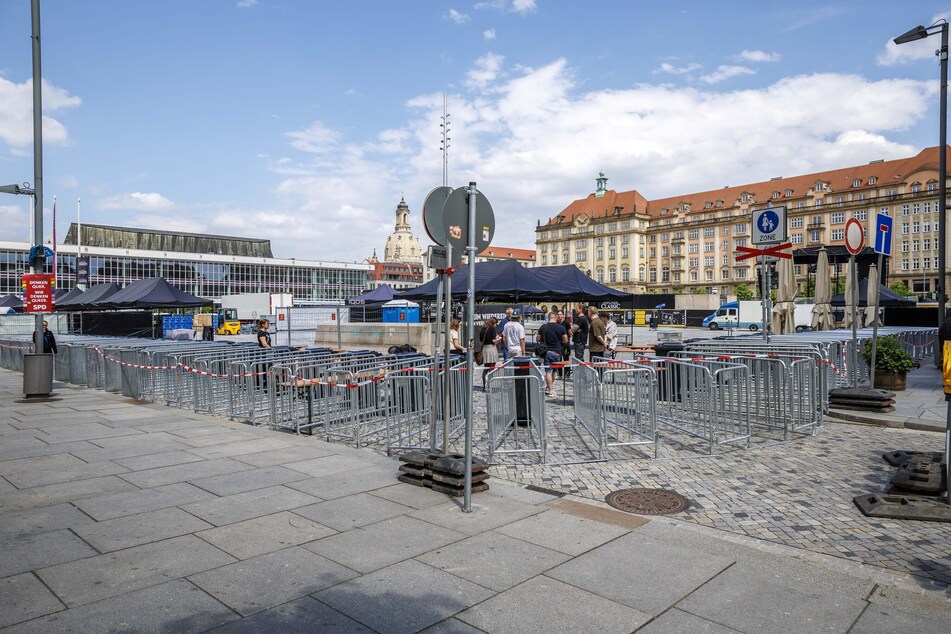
77;197;82;290
52;195;57;287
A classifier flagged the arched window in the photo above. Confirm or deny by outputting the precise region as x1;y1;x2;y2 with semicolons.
649;267;657;283
609;267;617;283
596;267;604;283
621;266;630;282
639;266;645;281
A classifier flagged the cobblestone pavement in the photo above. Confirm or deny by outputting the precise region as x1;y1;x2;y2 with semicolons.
397;377;951;589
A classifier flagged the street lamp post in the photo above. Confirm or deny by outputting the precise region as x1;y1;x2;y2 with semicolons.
894;21;948;328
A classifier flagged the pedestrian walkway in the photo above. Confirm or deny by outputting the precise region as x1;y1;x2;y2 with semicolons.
1;366;950;632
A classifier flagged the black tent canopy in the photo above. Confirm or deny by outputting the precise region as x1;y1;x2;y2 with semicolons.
398;260;567;302
831;278;916;307
57;282;120;310
97;277;212;309
347;284;397;305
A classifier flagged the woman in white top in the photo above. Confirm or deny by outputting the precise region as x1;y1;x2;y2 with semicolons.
449;318;466;354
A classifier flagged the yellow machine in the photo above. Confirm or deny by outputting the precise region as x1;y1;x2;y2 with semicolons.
216;308;241;336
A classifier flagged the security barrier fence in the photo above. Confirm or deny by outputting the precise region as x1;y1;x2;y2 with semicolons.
0;324;937;465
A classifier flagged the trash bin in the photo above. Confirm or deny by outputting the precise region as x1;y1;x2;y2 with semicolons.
23;353;54;397
513;356;534;426
652;342;685;402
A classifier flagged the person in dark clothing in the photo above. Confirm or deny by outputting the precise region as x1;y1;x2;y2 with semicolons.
536;312;568;397
571;305;589;359
40;320;57;354
479;317;501;388
256;319;272;348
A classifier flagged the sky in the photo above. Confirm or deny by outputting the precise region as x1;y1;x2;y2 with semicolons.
1;0;950;263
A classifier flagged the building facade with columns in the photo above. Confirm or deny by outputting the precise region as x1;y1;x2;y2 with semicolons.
536;148;949;300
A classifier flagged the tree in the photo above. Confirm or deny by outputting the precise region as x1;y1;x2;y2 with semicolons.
691;287;707;294
889;281;914;297
734;284;755;301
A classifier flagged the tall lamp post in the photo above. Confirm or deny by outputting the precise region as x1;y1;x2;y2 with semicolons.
894;21;948;328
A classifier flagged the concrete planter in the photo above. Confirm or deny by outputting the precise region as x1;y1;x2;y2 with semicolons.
874;370;906;391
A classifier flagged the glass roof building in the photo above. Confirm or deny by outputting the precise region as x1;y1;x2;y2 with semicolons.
0;223;370;303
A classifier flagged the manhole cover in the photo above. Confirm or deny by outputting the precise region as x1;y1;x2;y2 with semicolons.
605;488;690;515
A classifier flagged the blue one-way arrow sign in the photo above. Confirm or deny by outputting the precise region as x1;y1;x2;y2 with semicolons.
874;213;893;256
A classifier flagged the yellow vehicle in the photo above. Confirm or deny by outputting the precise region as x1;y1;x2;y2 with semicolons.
216;308;241;336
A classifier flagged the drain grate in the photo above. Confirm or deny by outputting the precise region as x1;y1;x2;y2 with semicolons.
605;488;690;515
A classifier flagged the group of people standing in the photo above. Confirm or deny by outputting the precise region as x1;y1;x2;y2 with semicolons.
472;304;618;396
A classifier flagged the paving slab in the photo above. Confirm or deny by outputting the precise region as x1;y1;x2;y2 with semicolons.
206;596;373;633
677;562;869;633
456;575;649;633
409;492;546;535
179;484;320;526
292;492;413;531
316;559;494;634
494;508;632;556
303;515;466;573
0;529;99;577
35;422;143;444
231;443;337;468
417;530;571;591
185;436;299;460
0;573;65;629
197;511;337;560
0;458;128;489
547;531;733;616
73;481;217;521
188;546;358;616
0;502;93;539
0;475;138;512
284;464;396;500
37;535;237;607
67;432;194;462
369;482;453;509
189;465;312;496
117;456;254;488
71;506;214;552
636;608;740;633
175;430;269;448
113;449;206;471
418;618;485;633
850;602;951;633
282;454;371;478
0;579;237;634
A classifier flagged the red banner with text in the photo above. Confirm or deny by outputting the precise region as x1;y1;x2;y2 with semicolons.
22;273;55;313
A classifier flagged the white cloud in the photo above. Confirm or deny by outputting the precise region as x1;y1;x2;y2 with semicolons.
255;55;934;259
738;50;780;63
475;0;536;15
512;0;537;14
236;0;257;8
0;77;81;150
0;204;29;235
484;29;496;40
446;9;470;24
465;53;506;92
654;62;702;75
700;65;756;84
99;192;175;212
286;122;341;154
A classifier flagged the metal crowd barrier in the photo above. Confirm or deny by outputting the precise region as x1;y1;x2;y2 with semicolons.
574;359;657;459
672;351;823;439
630;356;752;455
486;358;547;463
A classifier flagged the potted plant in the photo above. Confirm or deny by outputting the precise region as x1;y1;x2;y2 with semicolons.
862;335;915;390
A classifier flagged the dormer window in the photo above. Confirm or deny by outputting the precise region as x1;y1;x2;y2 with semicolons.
661;208;669;216
868;177;877;185
784;189;793;197
704;202;711;209
771;191;780;200
716;200;723;207
816;182;825;191
852;179;861;188
741;193;749;203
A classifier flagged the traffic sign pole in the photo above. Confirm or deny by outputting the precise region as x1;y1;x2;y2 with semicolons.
850;254;859;388
463;182;477;513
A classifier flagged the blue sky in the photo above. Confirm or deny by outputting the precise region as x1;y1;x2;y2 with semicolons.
1;1;950;262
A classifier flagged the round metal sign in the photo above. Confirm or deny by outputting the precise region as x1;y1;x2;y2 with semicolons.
845;217;864;255
442;186;495;259
422;186;453;246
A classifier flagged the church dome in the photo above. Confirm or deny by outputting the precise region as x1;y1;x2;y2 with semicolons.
383;197;421;263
